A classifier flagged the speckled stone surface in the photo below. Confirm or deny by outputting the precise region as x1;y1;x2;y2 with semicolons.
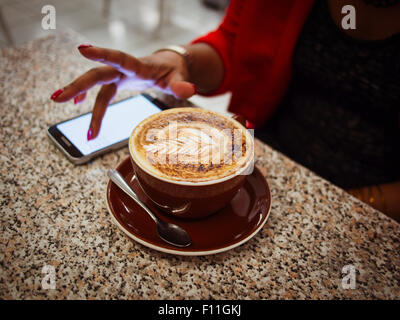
0;32;399;300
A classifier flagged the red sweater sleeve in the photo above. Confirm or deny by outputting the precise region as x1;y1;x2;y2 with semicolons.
191;0;244;96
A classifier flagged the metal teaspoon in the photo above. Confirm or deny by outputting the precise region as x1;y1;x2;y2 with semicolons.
108;170;192;248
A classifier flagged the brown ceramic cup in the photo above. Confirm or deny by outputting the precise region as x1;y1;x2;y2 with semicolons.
128;109;254;219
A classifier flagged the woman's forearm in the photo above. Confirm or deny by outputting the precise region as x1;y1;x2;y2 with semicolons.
347;181;400;222
183;43;225;94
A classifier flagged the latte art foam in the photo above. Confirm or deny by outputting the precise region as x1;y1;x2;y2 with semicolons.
143;122;241;165
130;108;253;183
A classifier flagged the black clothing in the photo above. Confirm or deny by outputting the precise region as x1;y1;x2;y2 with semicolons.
256;0;400;189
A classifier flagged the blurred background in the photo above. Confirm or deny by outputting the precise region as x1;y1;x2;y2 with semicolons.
0;0;231;112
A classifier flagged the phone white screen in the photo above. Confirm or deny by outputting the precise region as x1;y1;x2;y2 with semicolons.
56;95;161;156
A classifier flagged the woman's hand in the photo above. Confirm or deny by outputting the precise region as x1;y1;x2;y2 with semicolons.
50;45;196;140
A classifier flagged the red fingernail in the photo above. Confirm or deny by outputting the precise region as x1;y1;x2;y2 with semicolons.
245;120;255;129
50;89;63;100
87;128;93;141
192;84;197;94
78;44;92;49
74;96;78;105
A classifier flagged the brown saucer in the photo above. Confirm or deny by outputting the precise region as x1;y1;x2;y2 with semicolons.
106;157;271;256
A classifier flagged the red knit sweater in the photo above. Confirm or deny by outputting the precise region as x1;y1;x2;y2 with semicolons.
192;0;315;128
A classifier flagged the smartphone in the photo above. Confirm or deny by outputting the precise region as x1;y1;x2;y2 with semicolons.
47;93;168;164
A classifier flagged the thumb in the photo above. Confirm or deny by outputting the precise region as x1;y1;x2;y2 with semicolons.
168;72;197;99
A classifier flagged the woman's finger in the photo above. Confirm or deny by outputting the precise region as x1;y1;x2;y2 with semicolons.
74;92;87;105
87;83;117;140
78;45;146;77
166;71;197;99
51;66;121;103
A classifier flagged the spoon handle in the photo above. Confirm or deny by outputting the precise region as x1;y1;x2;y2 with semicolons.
107;170;158;223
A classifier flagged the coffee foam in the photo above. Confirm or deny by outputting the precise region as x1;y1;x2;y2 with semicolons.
130;108;253;183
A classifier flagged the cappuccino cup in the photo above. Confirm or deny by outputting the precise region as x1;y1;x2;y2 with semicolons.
129;107;254;219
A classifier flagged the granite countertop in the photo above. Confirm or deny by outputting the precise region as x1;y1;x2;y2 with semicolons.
0;32;399;300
